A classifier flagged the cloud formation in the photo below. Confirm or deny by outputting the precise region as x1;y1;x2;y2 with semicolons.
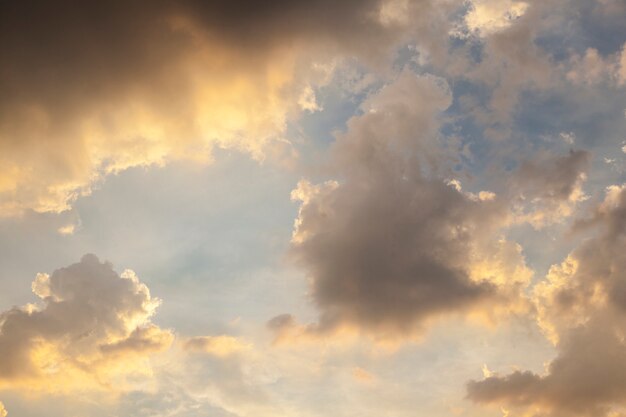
0;255;282;416
467;184;626;417
465;0;530;36
0;254;173;391
0;0;456;216
276;70;532;339
2;0;626;415
509;149;591;228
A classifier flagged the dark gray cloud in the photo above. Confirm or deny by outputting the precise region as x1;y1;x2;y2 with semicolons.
0;0;399;106
291;174;498;333
275;70;530;337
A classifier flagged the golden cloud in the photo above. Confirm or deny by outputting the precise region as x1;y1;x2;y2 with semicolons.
0;255;173;393
0;0;430;217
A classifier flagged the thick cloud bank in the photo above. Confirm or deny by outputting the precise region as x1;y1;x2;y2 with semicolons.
0;0;450;216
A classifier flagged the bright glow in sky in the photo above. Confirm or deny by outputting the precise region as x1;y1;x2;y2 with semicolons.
1;1;626;416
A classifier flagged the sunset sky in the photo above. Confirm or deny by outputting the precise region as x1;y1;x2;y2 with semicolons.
1;1;626;416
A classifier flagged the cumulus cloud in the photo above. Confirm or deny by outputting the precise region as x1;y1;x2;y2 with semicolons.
0;254;173;391
1;0;451;216
271;70;532;340
467;184;626;417
0;254;279;414
0;402;6;417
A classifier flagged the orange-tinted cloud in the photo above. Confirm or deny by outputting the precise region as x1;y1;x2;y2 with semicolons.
0;0;438;216
0;254;173;392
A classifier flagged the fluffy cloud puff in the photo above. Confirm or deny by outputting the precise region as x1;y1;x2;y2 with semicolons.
0;254;173;392
467;184;626;417
274;70;532;339
0;0;460;216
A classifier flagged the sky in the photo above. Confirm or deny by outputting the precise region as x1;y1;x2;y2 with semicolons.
1;0;626;416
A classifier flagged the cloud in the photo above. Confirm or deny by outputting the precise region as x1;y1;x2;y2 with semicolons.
0;402;6;417
467;184;626;417
465;0;530;36
0;0;436;216
0;253;278;415
0;254;173;392
446;1;581;138
118;389;239;417
467;317;626;417
184;335;251;358
509;149;591;228
147;337;284;417
272;70;532;340
565;43;626;85
56;224;77;236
